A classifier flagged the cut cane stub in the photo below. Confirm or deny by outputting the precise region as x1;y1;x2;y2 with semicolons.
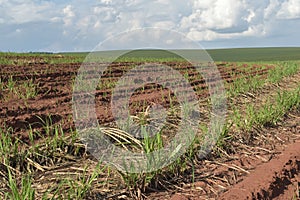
72;27;227;173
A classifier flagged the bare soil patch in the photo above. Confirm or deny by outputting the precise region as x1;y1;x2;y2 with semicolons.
1;57;299;199
0;61;273;142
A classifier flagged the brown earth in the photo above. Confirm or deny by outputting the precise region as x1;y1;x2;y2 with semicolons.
0;58;299;199
0;61;273;142
148;107;300;200
220;140;300;200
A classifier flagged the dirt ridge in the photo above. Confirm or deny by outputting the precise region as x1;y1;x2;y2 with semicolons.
220;140;300;200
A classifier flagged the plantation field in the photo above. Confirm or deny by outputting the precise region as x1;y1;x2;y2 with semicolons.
0;48;299;199
2;47;300;63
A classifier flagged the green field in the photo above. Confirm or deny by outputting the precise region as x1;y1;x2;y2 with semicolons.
0;48;300;199
1;47;300;62
105;47;300;62
207;47;300;61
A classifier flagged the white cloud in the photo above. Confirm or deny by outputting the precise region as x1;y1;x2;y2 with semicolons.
153;21;176;29
63;5;75;18
183;0;248;30
277;0;300;19
264;0;281;19
187;29;218;41
179;0;299;42
0;0;299;51
63;5;75;26
180;0;256;41
186;24;267;42
99;0;113;5
0;0;57;24
93;6;119;23
98;28;200;50
245;9;256;23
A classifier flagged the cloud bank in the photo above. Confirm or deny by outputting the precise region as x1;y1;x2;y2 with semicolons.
0;0;299;51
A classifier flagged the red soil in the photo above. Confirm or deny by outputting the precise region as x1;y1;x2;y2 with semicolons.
220;140;300;200
0;61;273;142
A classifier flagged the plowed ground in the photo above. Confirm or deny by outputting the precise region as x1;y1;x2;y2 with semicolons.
0;56;299;199
0;60;272;141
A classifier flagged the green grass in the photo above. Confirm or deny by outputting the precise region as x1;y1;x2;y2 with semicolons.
0;52;85;65
227;61;300;97
1;49;300;199
232;86;300;132
268;61;299;83
0;117;100;199
1;77;38;101
2;47;300;63
6;169;35;200
52;163;105;200
207;47;300;62
74;47;300;62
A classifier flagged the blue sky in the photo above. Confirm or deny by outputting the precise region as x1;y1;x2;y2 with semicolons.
0;0;299;52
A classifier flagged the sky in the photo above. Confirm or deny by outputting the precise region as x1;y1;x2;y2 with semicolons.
0;0;300;52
